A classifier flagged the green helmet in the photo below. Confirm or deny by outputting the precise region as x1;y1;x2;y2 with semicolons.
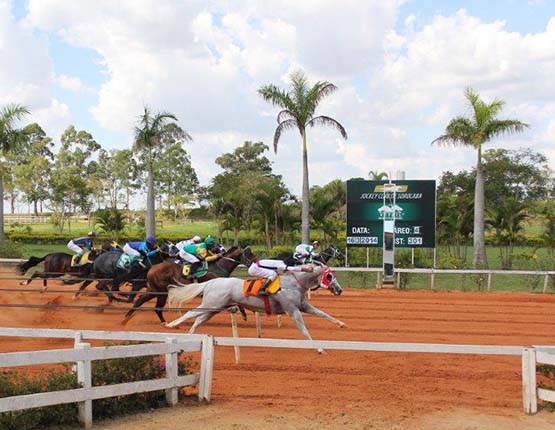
204;236;216;246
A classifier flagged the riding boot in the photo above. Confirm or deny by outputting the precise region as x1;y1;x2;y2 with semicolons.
74;254;82;267
188;262;202;280
258;278;273;296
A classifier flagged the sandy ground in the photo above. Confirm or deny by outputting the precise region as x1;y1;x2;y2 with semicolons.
1;270;555;429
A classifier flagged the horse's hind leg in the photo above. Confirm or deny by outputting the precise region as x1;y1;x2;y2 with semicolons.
154;294;168;324
73;280;93;300
188;311;219;333
166;308;213;329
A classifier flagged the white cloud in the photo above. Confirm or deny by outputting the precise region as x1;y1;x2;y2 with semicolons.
16;1;555;195
55;74;90;93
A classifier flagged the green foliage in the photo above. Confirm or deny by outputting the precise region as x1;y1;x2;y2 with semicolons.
0;367;80;429
538;365;555;411
0;240;24;258
95;208;127;239
0;345;193;429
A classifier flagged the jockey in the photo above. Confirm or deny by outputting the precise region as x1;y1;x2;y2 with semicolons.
123;236;158;267
179;240;208;278
175;235;201;251
203;235;223;262
248;258;313;296
67;231;97;265
293;240;320;264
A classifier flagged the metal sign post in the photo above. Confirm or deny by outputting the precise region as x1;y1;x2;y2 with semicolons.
382;182;397;285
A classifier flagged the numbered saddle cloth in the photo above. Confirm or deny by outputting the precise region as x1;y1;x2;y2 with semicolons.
243;278;280;297
116;254;140;270
181;261;208;278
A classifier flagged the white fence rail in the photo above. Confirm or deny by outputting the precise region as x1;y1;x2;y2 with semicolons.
0;328;214;428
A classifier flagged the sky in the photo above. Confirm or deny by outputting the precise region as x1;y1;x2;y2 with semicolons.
2;0;555;207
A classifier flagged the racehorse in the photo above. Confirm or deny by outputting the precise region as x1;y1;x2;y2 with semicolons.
73;247;169;303
275;245;345;266
17;241;120;288
121;246;256;325
165;264;345;351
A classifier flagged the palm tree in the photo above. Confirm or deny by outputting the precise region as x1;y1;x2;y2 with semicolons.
368;170;388;180
258;70;347;243
0;104;29;241
134;107;191;237
433;88;528;268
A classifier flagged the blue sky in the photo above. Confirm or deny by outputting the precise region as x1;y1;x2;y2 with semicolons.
2;0;555;208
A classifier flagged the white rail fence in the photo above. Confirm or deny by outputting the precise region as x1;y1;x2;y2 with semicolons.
0;328;214;428
1;327;555;427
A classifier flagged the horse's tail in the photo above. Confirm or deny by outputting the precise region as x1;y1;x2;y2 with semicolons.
168;280;207;309
16;256;46;275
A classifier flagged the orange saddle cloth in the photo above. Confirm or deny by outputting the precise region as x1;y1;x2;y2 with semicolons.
243;278;280;297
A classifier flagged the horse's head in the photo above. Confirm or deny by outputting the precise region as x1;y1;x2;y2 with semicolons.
321;246;345;265
316;264;342;295
240;246;257;266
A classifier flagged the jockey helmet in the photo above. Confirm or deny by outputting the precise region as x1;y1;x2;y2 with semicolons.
204;236;216;245
193;235;201;243
146;235;157;244
312;240;320;247
88;231;97;237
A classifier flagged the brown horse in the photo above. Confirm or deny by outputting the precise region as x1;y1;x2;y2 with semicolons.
122;246;255;325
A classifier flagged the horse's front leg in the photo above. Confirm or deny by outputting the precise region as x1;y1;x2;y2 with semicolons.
286;308;324;354
300;301;347;328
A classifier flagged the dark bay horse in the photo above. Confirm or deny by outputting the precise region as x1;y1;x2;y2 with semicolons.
73;248;170;303
16;243;119;288
275;245;345;266
122;246;256;325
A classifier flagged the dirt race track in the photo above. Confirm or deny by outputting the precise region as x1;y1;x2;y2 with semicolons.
2;272;555;430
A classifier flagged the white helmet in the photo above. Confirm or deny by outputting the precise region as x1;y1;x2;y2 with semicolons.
193;235;201;243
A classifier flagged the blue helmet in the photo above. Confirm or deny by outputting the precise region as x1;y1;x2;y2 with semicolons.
146;235;157;244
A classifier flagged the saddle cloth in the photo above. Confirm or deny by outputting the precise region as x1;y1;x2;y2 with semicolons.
116;254;140;270
71;251;92;267
180;261;208;278
243;278;280;297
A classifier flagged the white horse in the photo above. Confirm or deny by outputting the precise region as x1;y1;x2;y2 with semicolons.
165;265;346;343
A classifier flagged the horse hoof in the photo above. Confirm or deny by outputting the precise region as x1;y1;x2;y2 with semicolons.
338;322;347;328
317;348;326;355
159;321;166;327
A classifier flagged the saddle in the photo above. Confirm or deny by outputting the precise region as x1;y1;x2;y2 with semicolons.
243;278;280;297
71;251;93;268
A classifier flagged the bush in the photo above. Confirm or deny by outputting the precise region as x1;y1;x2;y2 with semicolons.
0;343;193;429
538;364;555;411
0;240;24;258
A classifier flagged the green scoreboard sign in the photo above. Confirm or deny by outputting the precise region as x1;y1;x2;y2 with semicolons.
346;180;436;248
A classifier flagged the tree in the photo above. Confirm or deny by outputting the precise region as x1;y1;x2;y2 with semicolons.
134;107;191;237
433;88;528;268
368;170;388;180
259;70;347;243
49;126;100;232
13;123;54;214
153;142;198;215
0;104;29;240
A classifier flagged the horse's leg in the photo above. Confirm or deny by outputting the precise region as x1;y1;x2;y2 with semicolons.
154;294;168;324
20;272;41;286
286;308;324;354
73;280;93;300
126;280;147;303
188;310;219;333
300;302;347;328
121;292;156;325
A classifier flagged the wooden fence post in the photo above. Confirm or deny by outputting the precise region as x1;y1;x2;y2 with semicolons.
255;312;262;338
76;342;92;428
230;313;241;364
165;338;178;406
543;274;550;294
487;273;492;292
522;347;538;414
199;335;214;402
430;270;435;290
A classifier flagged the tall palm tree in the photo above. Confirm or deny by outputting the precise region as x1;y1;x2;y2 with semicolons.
134;107;191;237
433;88;528;268
259;70;347;243
0;104;29;241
